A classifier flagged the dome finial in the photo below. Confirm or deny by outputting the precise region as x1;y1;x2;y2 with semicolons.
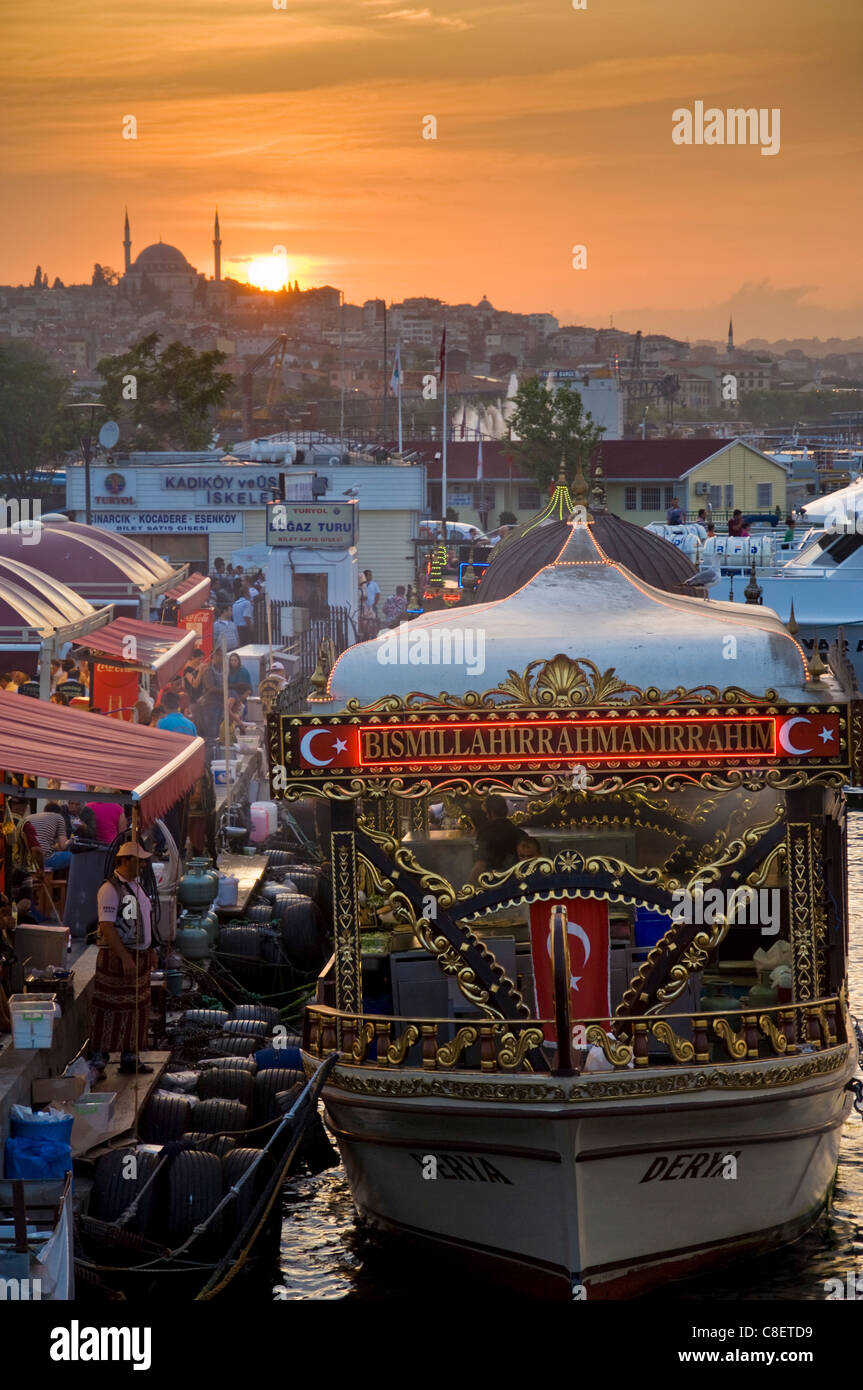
557;453;567;487
572;452;589;506
591;449;607;511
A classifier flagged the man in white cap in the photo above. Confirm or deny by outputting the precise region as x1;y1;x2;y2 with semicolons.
89;842;156;1075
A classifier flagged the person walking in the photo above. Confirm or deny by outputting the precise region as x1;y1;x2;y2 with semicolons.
89;842;156;1075
213;604;239;652
232;583;254;647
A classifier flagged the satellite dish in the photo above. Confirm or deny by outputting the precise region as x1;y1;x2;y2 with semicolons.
98;420;120;449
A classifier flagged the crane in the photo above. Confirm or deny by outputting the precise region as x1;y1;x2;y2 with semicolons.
240;334;290;436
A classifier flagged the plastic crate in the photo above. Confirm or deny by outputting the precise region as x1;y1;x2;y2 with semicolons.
9;994;57;1050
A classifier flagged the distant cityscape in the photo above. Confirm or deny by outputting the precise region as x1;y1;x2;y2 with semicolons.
3;210;863;447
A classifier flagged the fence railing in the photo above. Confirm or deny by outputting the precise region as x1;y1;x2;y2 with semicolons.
261;602;357;676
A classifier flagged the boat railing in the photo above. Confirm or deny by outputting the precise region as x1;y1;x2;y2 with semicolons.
304;996;845;1075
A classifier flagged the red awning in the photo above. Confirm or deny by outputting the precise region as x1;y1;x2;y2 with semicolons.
164;574;211;620
0;690;204;825
78;618;197;685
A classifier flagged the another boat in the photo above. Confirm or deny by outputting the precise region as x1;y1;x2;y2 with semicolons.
0;1175;74;1300
271;487;861;1299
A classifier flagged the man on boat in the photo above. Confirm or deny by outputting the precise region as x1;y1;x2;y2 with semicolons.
471;795;523;882
89;842;156;1076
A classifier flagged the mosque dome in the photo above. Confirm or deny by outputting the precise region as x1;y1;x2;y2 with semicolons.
131;243;194;273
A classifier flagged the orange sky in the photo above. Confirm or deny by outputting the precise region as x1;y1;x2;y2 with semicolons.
4;0;862;339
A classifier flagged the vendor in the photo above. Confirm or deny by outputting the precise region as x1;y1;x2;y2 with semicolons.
89;842;156;1076
218;697;247;746
470;795;523;883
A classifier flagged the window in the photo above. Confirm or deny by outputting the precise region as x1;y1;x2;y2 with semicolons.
724;485;734;509
664;487;676;509
641;487;661;511
624;487;637;511
756;482;772;509
518;486;541;510
709;485;722;509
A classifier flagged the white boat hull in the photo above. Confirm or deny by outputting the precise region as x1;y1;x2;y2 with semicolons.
315;1044;856;1298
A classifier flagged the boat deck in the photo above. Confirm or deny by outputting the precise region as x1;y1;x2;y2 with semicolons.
74;1052;171;1159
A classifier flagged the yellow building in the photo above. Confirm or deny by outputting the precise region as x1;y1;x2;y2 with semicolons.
599;438;788;526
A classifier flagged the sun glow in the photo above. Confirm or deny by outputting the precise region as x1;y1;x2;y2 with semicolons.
243;255;295;291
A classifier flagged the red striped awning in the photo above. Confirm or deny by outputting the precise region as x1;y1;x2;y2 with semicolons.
77;619;197;685
0;690;204;825
164;574;211;619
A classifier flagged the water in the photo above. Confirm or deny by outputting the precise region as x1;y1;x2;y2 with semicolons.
274;819;863;1301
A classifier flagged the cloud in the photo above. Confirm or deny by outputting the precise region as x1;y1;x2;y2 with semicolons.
376;8;472;29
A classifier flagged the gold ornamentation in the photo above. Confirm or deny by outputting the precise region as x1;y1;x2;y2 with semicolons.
321;1044;848;1102
651;1019;695;1063
436;1027;478;1067
497;1028;545;1071
713;1017;748;1059
585;1026;634;1067
386;1025;420;1065
758;1014;788;1053
351;1021;375;1063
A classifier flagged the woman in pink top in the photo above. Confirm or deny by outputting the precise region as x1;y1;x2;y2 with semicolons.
86;798;127;844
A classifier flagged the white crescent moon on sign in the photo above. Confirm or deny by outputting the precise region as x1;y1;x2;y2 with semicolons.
299;729;335;767
546;916;592;992
777;716;813;756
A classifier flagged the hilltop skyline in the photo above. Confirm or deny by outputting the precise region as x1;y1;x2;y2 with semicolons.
4;0;862;339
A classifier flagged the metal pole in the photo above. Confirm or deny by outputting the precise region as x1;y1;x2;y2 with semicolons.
382;305;388;440
397;340;403;454
339;292;345;442
83;432;92;526
441;325;448;536
221;633;232;823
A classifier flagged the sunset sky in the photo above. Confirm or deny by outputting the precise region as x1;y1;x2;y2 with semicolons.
5;0;862;339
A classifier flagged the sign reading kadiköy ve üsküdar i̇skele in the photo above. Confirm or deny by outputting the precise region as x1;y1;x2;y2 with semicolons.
275;710;845;779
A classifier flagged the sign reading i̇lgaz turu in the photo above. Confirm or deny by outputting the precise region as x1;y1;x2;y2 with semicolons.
274;710;845;780
266;501;358;549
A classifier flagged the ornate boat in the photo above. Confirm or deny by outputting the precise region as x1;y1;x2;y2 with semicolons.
269;491;860;1299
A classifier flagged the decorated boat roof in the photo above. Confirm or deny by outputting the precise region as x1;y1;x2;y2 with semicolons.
323;516;828;709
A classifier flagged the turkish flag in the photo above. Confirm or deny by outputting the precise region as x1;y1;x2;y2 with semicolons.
775;713;840;758
295;725;360;770
529;897;610;1043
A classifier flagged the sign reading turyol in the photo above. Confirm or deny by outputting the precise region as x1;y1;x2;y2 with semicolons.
266;501;357;549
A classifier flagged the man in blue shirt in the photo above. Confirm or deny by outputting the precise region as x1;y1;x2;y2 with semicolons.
155;690;197;736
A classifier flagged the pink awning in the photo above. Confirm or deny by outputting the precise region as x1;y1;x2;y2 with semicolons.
0;690;204;825
164;574;211;620
77;618;197;685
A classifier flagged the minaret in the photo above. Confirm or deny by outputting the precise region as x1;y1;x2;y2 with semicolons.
213;208;221;282
123;208;131;273
727;316;734;355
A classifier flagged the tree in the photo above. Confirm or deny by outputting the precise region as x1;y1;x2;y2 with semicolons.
32;266;43;288
91;264;106;287
0;341;70;493
96;333;234;449
507;378;604;491
52;276;65;290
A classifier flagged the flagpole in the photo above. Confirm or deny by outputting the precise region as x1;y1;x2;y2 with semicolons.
397;344;403;454
441;324;447;537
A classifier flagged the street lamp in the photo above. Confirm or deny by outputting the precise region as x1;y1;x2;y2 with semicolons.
65;401;103;525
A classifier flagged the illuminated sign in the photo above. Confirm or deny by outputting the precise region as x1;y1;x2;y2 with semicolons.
277;711;844;780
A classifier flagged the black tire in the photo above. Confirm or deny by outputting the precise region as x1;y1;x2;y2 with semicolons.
218;926;264;959
231;1003;280;1027
164;1150;224;1250
139;1093;192;1144
192;1098;250;1135
199;1055;257;1076
181;1132;237;1157
182;1009;229;1030
254;1067;304;1125
91;1148;162;1229
222;1017;270;1039
221;1147;276;1239
246;903;273;923
266;850;298;868
276;895;327;971
205;1035;259;1057
283;870;318;900
197;1064;256;1106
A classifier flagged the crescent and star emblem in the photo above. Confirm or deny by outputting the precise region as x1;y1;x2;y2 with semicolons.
547;916;592;992
299;729;349;767
777;717;834;757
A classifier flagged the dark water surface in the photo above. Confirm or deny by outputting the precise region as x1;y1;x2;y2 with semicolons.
273;819;863;1301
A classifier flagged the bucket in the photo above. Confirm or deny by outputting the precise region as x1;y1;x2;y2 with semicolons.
250;801;278;844
165;969;186;997
10;1107;74;1145
4;1137;72;1180
216;874;239;908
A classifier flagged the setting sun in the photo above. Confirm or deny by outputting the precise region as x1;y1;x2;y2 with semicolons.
243;255;294;291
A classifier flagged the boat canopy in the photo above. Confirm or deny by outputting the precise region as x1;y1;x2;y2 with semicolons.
75;618;197;685
0;690;204;823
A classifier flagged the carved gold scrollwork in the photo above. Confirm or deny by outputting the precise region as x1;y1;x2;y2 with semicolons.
386;1025;420;1065
351;1021;375;1063
758;1014;788;1054
713;1017;748;1059
650;1019;695;1063
497;1028;545;1071
436;1027;478;1068
585;1025;634;1067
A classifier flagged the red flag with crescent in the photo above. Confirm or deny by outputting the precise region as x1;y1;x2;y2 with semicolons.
529;897;610;1042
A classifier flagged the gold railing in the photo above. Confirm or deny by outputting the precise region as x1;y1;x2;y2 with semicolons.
304;997;845;1075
